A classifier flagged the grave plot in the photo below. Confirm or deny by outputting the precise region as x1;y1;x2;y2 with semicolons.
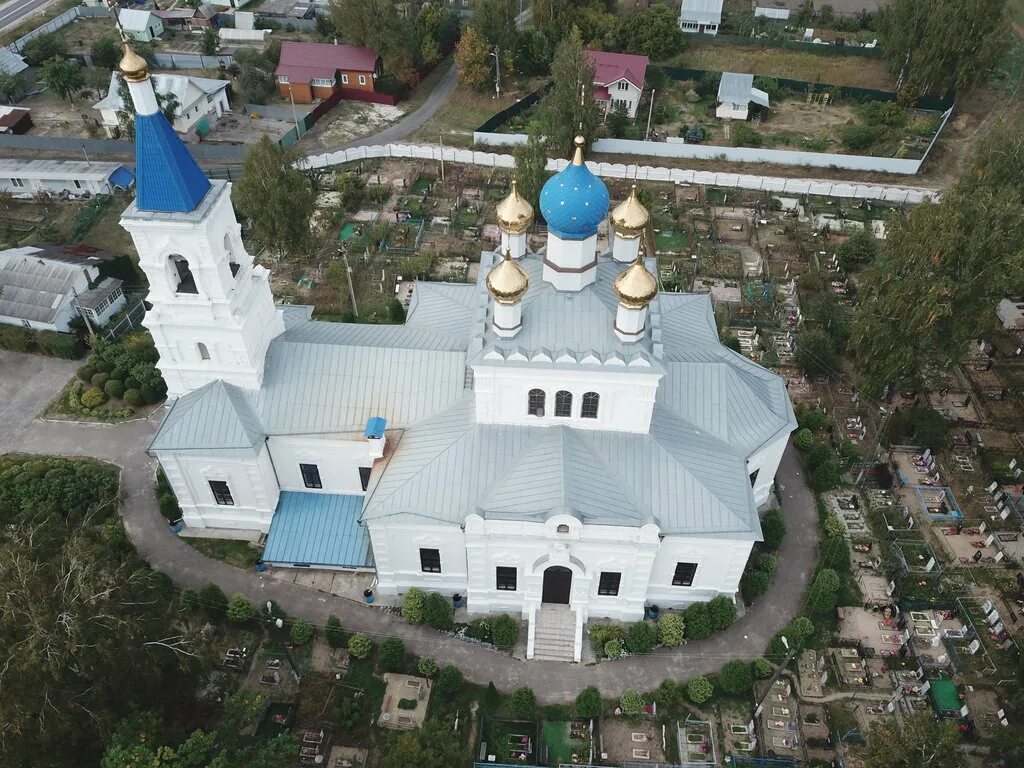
697;246;742;279
540;719;592;766
478;717;540;765
598;719;665;763
676;717;716;766
379;674;431;730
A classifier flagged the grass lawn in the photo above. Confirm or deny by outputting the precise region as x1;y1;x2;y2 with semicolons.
655;228;690;251
408;84;528;146
186;538;262;569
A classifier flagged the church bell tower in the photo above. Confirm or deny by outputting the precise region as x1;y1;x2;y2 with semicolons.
116;43;284;398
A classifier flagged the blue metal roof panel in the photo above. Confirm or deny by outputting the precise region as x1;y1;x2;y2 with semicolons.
262;492;370;567
364;416;387;438
134;111;210;212
108;166;135;189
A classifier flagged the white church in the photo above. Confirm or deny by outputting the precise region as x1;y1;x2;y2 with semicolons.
117;44;796;661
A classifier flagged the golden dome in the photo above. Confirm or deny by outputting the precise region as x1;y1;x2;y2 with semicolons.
613;253;658;310
486;248;529;305
610;185;650;239
571;135;585;166
495;180;533;235
119;41;149;84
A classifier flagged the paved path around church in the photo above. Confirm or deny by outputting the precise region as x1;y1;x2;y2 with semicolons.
4;356;819;703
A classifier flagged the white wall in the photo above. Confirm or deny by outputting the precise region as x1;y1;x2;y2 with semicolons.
748;430;790;507
599;79;643;119
645;535;753;607
268;434;383;494
368;520;469;596
0;176;112;197
716;102;749;120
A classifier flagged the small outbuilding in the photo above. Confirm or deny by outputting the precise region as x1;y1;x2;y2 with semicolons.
118;9;164;42
679;0;724;34
0;159;134;198
0;106;32;134
997;298;1024;331
716;72;770;120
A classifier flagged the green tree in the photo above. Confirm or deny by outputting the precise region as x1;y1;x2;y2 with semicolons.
823;515;845;538
198;582;228;615
91;34;122;70
0;72;25;104
387;297;406;323
199;26;219;56
348;633;373;659
234;137;316;258
806;568;841;615
707;595;737;631
909;407;949;450
327;0;417;85
454;25;492;91
325;615;346;648
795;326;840;379
510;686;537;718
718;660;754;695
619;689;645;716
417;656;439;677
657;612;685;646
472;0;517;49
616;5;683;60
490;613;519;650
21;32;67;66
513;125;550;212
625;620;658;654
575;685;603;718
864;711;964;768
653;679;683;713
515;28;554;76
41;56;85;104
378;637;406;671
291;618;315;645
794;428;814;450
422;591;452;630
434;665;464;695
683;602;711;640
741;569;770;603
754;657;773;678
878;0;1008;98
761;509;787;549
379;720;468;768
607;102;629;138
227;593;255;622
539;26;598;156
836;230;879;271
686;676;714;704
402;586;426;623
335;171;367;211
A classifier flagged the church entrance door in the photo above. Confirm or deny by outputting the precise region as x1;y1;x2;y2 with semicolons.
542;566;572;604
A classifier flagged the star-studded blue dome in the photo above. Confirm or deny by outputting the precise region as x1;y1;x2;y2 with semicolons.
539;139;609;240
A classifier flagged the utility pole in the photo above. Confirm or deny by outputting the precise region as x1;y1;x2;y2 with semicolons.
81;144;90;164
491;47;501;99
644;89;655;141
439;132;445;184
287;85;300;137
339;250;358;317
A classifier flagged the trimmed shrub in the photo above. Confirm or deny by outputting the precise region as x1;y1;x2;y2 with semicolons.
417;656;438;678
422;591;452;630
91;372;111;389
654;679;683;712
0;325;31;351
93;359;113;374
657;613;685;647
179;587;200;612
81;387;107;408
575;685;603;718
348;633;373;659
291;618;315;646
77;364;97;382
123;388;144;407
490;613;519;651
104;379;126;400
741;570;770;603
823;515;845;538
140;383;162;405
227;593;255;622
718;660;754;695
619;689;644;716
707;596;737;631
325;615;345;649
197;583;228;615
109;367;127;382
794;427;814;450
686;676;713;704
761;509;787;549
604;639;624;659
754;657;773;679
435;665;464;696
589;624;623;656
510;686;537;719
683;602;712;640
757;553;777;575
625;621;658;655
397;697;417;710
378;637;406;671
402;587;426;623
124;376;141;391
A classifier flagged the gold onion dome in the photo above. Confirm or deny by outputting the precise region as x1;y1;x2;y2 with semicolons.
486;248;529;305
119;42;149;83
495;180;533;235
613;253;658;310
610;185;650;239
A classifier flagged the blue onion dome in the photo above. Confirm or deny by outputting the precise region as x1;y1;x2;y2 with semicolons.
539;135;610;240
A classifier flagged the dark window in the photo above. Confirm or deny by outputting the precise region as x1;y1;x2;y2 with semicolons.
209;480;234;506
170;255;198;294
528;388;546;416
672;562;698;587
229;262;240;277
555;390;573;417
556;524;570;533
581;392;600;419
359;466;371;492
420;548;441;573
197;342;211;360
598;572;621;596
300;463;322;489
496;566;517;591
749;469;759;487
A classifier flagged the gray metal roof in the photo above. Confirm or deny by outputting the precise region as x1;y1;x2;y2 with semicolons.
718;73;755;105
74;277;122;310
0;48;27;77
0;247;87;324
150;380;264;452
0;158;126;183
680;0;724;24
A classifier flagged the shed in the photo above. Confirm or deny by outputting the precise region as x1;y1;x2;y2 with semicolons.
0;106;32;135
0;47;27;76
716;72;770;120
118;9;164;42
0;159;134;198
679;0;724;35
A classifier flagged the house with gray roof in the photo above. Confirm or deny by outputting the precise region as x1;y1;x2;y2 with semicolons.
717;72;771;120
679;0;724;34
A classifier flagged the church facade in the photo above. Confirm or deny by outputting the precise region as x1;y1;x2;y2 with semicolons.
118;44;795;661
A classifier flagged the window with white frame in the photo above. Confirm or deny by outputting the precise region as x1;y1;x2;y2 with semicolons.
554;390;572;418
341;74;349;84
358;75;366;85
581;392;600;419
278;75;289;83
311;78;333;87
12;178;24;187
617;80;628;91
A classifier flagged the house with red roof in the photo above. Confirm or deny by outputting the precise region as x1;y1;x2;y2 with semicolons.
586;50;649;120
275;42;382;103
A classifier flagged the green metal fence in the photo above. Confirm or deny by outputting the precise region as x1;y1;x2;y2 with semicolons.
701;33;886;59
476;83;551;133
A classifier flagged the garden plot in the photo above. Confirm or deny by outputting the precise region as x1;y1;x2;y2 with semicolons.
698;246;742;278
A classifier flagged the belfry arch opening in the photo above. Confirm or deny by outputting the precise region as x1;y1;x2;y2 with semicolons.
169;255;197;294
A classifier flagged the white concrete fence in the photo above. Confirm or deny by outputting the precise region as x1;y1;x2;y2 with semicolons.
301;143;941;204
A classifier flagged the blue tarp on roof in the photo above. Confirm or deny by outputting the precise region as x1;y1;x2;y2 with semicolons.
364;416;387;439
108;166;135;190
262;492;370;568
134;111;210;212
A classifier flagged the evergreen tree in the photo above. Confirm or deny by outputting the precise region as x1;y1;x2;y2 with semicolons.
512;125;550;211
540;26;598;157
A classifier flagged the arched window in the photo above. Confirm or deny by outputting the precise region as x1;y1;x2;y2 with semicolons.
556;524;570;533
554;390;573;418
581;392;600;419
527;388;545;417
169;255;197;294
198;342;211;360
224;233;240;277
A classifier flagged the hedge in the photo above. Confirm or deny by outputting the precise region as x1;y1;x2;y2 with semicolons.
0;325;85;359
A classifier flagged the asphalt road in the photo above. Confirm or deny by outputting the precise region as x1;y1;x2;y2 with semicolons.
0;0;53;31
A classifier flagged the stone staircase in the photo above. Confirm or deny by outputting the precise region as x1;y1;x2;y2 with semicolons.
531;604;577;662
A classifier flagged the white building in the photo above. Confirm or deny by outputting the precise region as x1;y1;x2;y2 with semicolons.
118;9;164;42
0;244;126;332
679;0;723;35
716;72;771;120
997;298;1024;331
586;50;648;120
0;159;134;198
93;71;231;138
117;40;795;662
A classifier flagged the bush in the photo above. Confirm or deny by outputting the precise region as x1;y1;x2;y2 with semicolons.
93;359;113;374
823;515;845;538
686;676;714;704
77;364;97;382
198;583;228;615
348;633;373;659
81;387;107;408
810;459;841;492
435;665;464;696
799;409;828;431
123;388;144;407
575;686;603;718
589;624;623;656
757;553;777;575
657;613;685;647
140;383;163;405
683;603;711;640
124;376;141;391
378;637;406;671
718;660;754;695
619;689;644;716
402;587;426;623
761;509;787;549
0;325;30;352
654;679;683;712
794;428;814;450
104;379;126;400
91;372;111;389
604;639;624;659
684;123;705;143
387;298;406;323
490;614;519;651
397;697;417;710
510;686;537;719
806;568;841;616
325;615;346;649
754;657;773;679
227;593;255;622
465;617;492;643
707;596;737;631
291;618;315;646
731;123;763;148
741;569;770;603
109;367;127;382
417;656;439;678
422;591;452;630
839;122;884;151
625;621;658;655
179;588;200;612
